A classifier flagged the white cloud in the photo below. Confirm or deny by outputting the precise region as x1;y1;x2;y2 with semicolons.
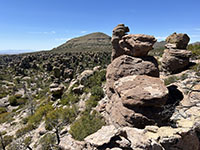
28;30;56;34
80;31;87;34
155;36;166;41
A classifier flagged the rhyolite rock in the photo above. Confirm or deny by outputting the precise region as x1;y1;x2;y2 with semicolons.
106;55;159;98
165;32;190;49
111;24;156;61
161;49;192;74
119;34;157;57
111;24;129;61
114;75;168;107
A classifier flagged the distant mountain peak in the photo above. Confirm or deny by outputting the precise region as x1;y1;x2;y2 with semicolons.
52;32;111;53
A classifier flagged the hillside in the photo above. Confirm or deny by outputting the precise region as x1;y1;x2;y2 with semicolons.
52;32;112;53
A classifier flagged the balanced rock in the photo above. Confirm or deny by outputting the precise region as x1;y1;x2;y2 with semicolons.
106;55;159;98
165;32;190;49
161;49;192;74
111;24;156;61
119;34;157;57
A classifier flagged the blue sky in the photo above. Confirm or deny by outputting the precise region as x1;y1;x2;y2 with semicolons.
0;0;200;53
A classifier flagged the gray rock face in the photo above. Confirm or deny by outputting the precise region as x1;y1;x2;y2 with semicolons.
106;55;159;98
161;49;192;74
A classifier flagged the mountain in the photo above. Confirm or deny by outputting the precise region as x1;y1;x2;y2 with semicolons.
153;41;166;49
191;42;200;46
52;32;112;53
0;49;36;55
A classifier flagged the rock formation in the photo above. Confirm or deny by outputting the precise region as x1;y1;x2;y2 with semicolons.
111;24;156;61
161;32;192;74
84;25;200;150
105;24;169;128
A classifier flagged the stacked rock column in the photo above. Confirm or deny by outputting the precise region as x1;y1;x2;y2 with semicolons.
105;24;169;128
161;32;192;74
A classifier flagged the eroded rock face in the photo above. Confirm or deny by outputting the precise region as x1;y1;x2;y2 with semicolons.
84;125;199;150
111;24;129;61
119;34;157;57
111;24;156;61
165;32;190;49
106;55;159;98
105;75;170;129
161;49;192;74
114;75;168;107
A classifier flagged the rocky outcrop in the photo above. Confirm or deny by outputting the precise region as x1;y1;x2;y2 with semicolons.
114;75;168;107
105;24;170;128
84;125;199;150
111;24;156;61
119;34;156;57
49;82;64;100
161;33;192;74
106;55;159;98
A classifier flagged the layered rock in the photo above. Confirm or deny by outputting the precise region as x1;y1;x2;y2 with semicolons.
114;75;168;107
106;55;159;98
49;82;64;100
119;34;156;57
105;24;169;128
111;24;157;61
161;33;192;74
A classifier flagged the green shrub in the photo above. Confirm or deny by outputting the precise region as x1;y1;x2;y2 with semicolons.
0;112;14;124
69;111;105;141
0;107;7;114
188;44;200;58
39;133;56;150
164;76;179;85
85;96;99;112
61;93;79;105
28;104;53;126
8;95;27;106
190;63;200;76
0;135;13;149
8;95;18;106
83;70;106;88
45;106;78;130
91;85;104;99
16;124;35;138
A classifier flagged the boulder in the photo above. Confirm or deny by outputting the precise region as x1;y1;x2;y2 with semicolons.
161;49;192;74
113;75;168;107
72;85;84;94
106;55;159;98
84;125;119;147
78;70;94;84
165;32;190;49
119;34;157;57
